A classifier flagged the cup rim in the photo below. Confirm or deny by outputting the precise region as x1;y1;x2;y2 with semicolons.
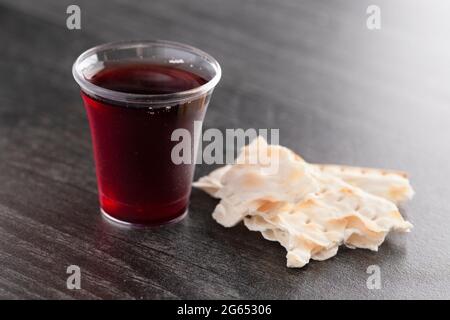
72;40;222;106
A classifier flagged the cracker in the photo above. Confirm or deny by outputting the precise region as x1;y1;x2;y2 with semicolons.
194;160;414;205
313;164;414;204
194;137;413;268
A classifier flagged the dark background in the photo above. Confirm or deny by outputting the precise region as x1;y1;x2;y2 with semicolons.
0;0;449;299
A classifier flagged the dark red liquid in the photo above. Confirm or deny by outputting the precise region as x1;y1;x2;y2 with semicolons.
82;62;208;225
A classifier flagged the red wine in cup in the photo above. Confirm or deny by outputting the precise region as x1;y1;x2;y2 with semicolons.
82;62;208;225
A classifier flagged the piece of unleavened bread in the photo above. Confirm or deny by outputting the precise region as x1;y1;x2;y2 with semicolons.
194;163;414;205
194;137;413;268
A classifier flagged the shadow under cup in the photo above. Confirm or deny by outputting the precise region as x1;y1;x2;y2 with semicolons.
73;41;221;226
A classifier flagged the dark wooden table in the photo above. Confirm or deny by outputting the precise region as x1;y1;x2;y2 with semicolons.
0;0;449;299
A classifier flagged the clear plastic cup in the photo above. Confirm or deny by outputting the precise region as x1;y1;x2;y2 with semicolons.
73;40;221;226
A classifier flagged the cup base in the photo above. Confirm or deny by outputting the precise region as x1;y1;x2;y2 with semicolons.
100;208;188;228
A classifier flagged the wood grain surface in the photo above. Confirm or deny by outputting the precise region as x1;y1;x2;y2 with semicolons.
0;0;449;299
